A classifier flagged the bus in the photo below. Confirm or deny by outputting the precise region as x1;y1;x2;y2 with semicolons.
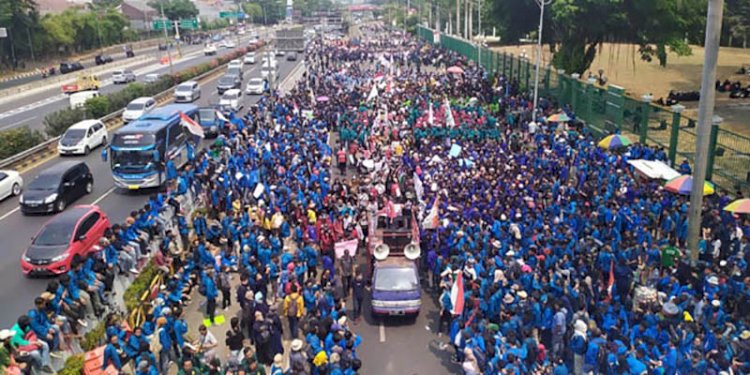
105;104;197;190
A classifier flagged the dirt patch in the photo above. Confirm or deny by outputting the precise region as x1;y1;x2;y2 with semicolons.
491;43;750;135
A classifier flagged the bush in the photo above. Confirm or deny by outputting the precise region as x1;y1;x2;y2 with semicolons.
123;261;158;312
85;96;111;118
81;320;107;352
59;354;85;375
44;108;86;137
0;126;48;160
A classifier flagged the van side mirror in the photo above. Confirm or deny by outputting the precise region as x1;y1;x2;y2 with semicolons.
101;148;108;162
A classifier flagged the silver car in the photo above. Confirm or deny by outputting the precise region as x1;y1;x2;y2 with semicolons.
112;69;136;84
174;81;201;103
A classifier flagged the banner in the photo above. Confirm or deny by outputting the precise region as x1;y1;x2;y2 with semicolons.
422;196;440;229
444;98;456;128
253;183;265;199
334;239;359;259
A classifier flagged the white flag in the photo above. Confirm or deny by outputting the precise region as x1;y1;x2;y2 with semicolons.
444;98;456;127
215;110;229;123
428;101;434;126
367;85;379;102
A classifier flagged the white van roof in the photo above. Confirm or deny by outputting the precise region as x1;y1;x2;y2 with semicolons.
129;97;154;105
68;119;101;130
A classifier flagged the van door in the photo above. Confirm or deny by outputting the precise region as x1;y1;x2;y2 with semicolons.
85;126;95;149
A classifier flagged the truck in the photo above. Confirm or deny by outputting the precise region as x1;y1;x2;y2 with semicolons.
62;75;100;94
275;26;305;53
368;206;422;317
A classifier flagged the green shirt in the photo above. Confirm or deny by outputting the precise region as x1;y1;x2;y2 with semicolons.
661;245;680;267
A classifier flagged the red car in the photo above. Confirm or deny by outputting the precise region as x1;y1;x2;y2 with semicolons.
21;205;110;276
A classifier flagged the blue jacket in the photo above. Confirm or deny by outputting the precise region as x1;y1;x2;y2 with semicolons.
102;343;123;369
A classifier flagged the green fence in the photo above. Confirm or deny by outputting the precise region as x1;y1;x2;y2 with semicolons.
415;25;750;193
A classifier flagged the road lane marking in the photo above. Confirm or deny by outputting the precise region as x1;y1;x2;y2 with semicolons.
379;321;386;342
0;207;19;222
92;186;117;205
2;116;37;129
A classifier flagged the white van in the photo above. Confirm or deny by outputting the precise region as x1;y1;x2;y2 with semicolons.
122;97;157;122
174;81;201;103
58;119;108;155
69;90;100;109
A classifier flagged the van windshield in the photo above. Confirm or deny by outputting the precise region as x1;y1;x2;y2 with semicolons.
28;174;60;191
62;129;86;141
374;267;418;291
126;103;144;110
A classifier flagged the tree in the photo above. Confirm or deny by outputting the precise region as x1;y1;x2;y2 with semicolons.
242;2;264;22
723;0;750;47
487;0;705;74
89;0;122;11
0;0;40;67
148;0;199;20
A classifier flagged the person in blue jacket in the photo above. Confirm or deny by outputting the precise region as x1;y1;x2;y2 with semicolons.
201;267;219;323
102;333;124;370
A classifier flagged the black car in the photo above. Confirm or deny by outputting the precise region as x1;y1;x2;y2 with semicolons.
286;52;298;61
95;54;113;65
217;74;241;94
59;62;84;74
20;161;93;215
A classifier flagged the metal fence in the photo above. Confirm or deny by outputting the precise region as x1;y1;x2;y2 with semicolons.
416;25;750;193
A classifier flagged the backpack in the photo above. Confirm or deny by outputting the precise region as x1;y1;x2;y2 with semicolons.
257;323;271;344
287;295;300;317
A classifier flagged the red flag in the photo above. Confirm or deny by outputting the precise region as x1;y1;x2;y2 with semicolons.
451;271;465;316
180;112;204;138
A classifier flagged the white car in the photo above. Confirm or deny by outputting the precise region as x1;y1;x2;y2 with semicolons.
112;69;136;84
245;78;265;95
58;119;108;155
219;89;243;112
244;52;256;64
228;59;242;69
222;40;237;49
0;170;23;201
274;49;284;57
122;97;157;122
261;62;278;81
144;73;163;83
203;44;217;56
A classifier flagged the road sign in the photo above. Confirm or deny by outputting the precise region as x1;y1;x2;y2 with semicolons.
179;18;198;30
0;28;7;38
152;19;173;30
219;11;242;19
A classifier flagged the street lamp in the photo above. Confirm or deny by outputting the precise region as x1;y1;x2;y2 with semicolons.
532;0;552;118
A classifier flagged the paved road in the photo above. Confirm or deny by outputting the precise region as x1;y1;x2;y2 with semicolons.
0;57;301;326
0;32;267;132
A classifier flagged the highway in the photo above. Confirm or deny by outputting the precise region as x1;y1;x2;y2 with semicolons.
0;55;302;326
0;31;267;132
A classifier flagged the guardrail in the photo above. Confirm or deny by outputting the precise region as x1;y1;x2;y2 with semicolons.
0;59;230;172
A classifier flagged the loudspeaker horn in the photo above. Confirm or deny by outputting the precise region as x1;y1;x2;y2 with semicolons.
373;243;390;260
404;242;421;260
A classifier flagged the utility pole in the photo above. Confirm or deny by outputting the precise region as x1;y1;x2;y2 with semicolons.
455;0;459;37
468;0;472;40
160;2;174;74
687;0;725;264
532;0;552;117
463;0;468;38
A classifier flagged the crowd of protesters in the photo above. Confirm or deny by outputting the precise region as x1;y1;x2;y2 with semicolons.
3;19;750;375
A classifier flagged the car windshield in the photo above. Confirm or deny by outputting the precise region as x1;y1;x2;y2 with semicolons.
219;77;236;85
249;79;263;85
113;71;123;75
176;85;193;92
223;92;239;100
62;129;86;141
126;102;144;110
28;174;60;191
199;109;216;121
374;267;418;291
34;221;73;246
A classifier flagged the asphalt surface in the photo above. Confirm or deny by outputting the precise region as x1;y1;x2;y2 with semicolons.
0;56;300;327
0;32;264;132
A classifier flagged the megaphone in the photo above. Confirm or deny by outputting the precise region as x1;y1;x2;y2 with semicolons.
374;243;390;260
404;242;421;260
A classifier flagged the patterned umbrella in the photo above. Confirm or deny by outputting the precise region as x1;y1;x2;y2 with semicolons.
723;198;750;213
664;175;715;195
598;134;633;149
546;113;571;122
447;66;464;74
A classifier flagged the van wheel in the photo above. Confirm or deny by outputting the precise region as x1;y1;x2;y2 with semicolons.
85;181;93;194
56;199;66;212
84;146;90;155
11;183;20;196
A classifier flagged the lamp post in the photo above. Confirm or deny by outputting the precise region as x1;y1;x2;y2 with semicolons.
159;2;174;74
532;0;552;118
